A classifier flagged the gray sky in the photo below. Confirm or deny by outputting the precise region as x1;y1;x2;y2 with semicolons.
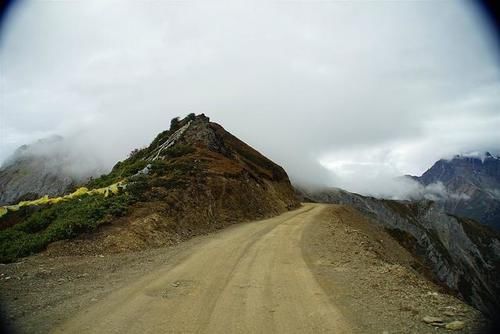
1;0;499;196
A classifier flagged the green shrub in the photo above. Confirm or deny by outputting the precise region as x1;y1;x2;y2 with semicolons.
0;193;132;263
126;175;151;201
170;117;180;131
87;160;149;189
150;177;186;190
164;144;195;158
86;144;193;190
148;129;171;152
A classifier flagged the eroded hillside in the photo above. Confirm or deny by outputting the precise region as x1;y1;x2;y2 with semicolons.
297;186;500;318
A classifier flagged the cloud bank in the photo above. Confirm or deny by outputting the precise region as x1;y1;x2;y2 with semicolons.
0;1;499;197
2;134;108;182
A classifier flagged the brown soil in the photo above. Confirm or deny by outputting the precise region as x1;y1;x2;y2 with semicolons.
0;204;490;333
42;175;298;258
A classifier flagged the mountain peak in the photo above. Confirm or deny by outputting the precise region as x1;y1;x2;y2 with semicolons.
121;113;288;183
412;151;500;230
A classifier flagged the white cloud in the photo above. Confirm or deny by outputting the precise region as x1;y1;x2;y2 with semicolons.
0;0;499;195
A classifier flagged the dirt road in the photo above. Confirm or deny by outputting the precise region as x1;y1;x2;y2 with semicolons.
2;203;485;333
54;204;351;334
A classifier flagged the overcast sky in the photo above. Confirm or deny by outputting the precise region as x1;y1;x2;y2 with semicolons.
1;0;499;196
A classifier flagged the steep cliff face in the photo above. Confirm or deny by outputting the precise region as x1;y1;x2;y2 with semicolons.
411;153;500;230
297;187;500;316
0;114;299;261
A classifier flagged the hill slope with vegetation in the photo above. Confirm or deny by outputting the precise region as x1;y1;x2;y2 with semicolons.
0;114;298;262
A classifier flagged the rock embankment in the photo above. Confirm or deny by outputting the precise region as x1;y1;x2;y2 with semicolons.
297;187;500;318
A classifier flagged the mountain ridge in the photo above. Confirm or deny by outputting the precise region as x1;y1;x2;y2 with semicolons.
410;152;500;230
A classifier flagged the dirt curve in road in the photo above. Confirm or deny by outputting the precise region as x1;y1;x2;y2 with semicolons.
54;204;351;334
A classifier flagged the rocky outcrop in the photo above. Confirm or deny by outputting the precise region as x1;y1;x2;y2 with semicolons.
297;186;500;316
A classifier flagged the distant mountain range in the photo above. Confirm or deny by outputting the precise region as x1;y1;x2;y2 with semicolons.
409;153;500;230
